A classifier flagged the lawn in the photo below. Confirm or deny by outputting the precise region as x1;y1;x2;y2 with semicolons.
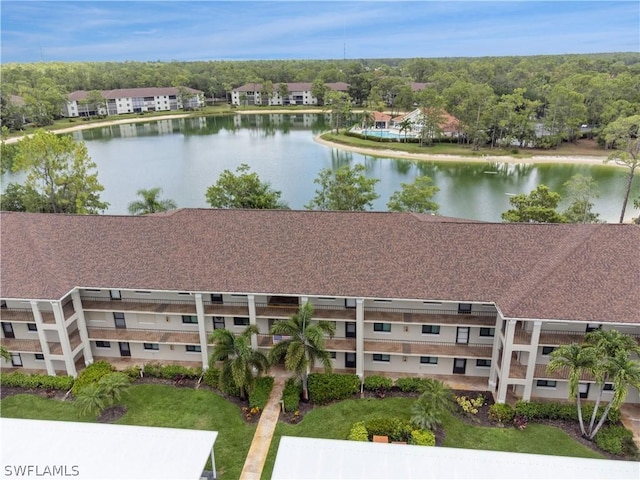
260;397;604;480
0;385;255;480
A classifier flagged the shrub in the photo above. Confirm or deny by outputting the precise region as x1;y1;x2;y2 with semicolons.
282;378;302;413
363;375;393;393
488;403;515;424
308;373;360;404
202;367;219;389
347;422;369;442
513;414;528;430
455;394;484;415
0;372;74;390
72;361;115;395
594;425;637;456
122;365;142;379
218;370;241;397
364;417;412;442
249;376;274;409
515;401;619;424
409;429;436;446
142;362;201;379
395;377;423;393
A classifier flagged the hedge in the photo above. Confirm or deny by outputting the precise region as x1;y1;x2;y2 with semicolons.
515;401;620;424
364;417;413;442
202;367;220;389
394;377;435;393
142;362;202;380
363;375;393;392
308;373;360;404
249;376;274;409
347;422;369;441
409;429;436;446
282;378;302;412
0;372;74;391
72;361;115;395
594;425;638;456
488;403;515;424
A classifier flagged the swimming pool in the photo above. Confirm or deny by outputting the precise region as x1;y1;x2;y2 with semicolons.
360;129;405;139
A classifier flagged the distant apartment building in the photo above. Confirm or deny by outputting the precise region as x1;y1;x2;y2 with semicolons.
230;82;349;106
62;87;204;117
1;210;638;406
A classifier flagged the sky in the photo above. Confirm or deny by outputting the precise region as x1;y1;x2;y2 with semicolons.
1;0;638;63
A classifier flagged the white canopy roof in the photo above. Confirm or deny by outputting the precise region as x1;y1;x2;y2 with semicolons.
272;436;639;480
0;418;218;480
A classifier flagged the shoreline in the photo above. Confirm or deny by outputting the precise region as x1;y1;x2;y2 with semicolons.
313;135;611;167
5;111;613;167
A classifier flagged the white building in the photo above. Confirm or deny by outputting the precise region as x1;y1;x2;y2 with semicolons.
62;87;204;118
230;82;349;106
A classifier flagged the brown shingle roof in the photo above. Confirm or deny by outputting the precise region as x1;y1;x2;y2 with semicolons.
233;82;349;93
1;210;638;324
68;87;201;101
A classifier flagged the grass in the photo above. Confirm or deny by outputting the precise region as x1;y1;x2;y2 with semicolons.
0;385;255;480
260;397;604;480
320;131;608;159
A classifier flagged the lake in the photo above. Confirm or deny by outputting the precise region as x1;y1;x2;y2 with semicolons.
4;113;639;222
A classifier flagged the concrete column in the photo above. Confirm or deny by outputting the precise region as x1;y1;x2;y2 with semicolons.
71;291;93;366
522;320;543;401
488;314;502;392
356;298;365;379
496;319;518;403
52;301;77;377
30;301;55;376
247;294;257;350
194;294;209;369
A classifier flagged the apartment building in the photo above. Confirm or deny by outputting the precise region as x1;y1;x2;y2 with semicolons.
62;87;204;117
1;209;638;405
230;82;349;106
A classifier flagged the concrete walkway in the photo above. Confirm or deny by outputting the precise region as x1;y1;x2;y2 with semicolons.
620;403;640;450
239;376;287;480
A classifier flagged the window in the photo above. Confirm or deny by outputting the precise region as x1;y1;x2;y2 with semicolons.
210;294;223;304
329;351;336;359
345;352;356;368
135;291;151;295
27;323;37;331
113;312;126;329
586;323;601;332
423;301;441;305
422;325;440;335
373;323;391;332
182;315;198;324
178;292;190;296
476;359;491;367
11;353;22;367
346;322;356;338
143;343;159;350
186;345;201;352
233;317;249;326
420;356;438;365
213;317;225;330
604;383;614;391
374;299;391;303
542;346;555;355
458;303;472;314
35;353;45;360
96;341;111;348
479;328;495;337
1;300;7;308
536;380;557;388
372;354;390;362
345;298;357;309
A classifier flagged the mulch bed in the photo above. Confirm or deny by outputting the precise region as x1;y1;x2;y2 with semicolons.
97;405;127;423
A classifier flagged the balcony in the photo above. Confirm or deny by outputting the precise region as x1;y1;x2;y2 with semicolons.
82;297;197;315
0;308;35;323
87;326;200;345
364;338;492;358
364;307;496;326
508;362;595;381
256;334;356;352
204;302;249;317
1;338;42;353
255;303;356;321
48;329;83;355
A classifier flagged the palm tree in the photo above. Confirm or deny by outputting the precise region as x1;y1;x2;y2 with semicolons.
209;325;269;400
0;345;11;362
584;329;640;435
547;343;598;436
398;119;413;142
127;187;177;215
74;372;130;417
411;378;453;429
269;303;335;400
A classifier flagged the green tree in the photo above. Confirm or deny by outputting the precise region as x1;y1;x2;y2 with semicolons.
0;345;10;362
547;343;598;436
305;164;379;211
75;372;130;418
411;379;453;430
543;85;587;146
602;115;640;223
398;118;413;142
324;90;353;133
0;183;49;212
444;81;496;151
387;176;439;214
205;164;288;209
501;185;567;223
127;187;177;215
269;303;335;400
311;79;328;106
208;325;270;400
12;130;108;214
562;174;600;224
84;90;106;117
277;83;289;105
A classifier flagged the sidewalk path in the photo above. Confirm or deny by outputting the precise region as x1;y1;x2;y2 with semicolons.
620;403;640;450
239;376;287;480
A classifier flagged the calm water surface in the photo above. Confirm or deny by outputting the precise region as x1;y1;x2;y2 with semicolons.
5;114;639;222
